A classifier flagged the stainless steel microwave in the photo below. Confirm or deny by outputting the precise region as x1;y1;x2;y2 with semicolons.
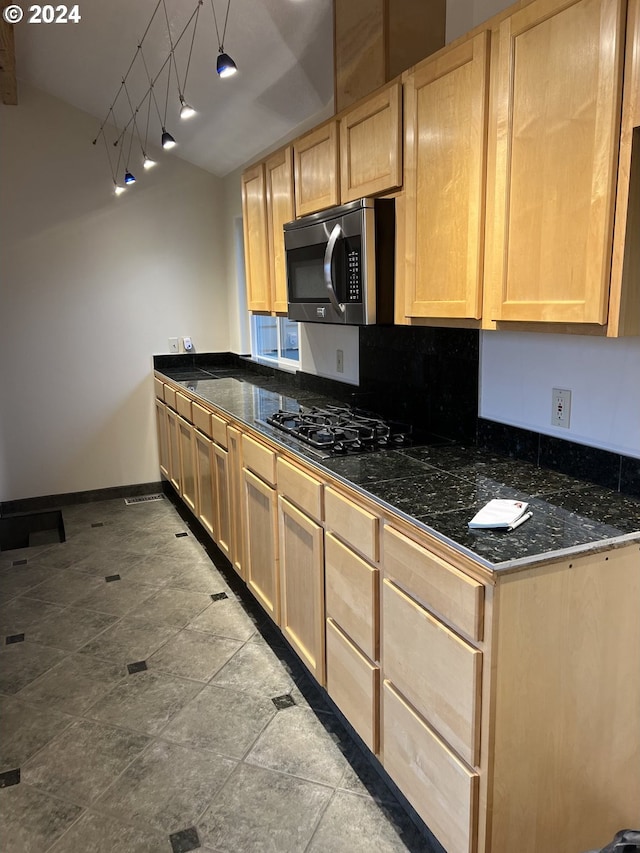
283;197;395;325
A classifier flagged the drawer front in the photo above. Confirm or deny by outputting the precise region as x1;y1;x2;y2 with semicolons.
384;525;484;641
325;487;379;563
383;680;478;853
163;385;177;410
327;618;379;754
242;434;276;485
176;391;192;422
154;377;164;399
325;532;378;660
192;401;213;438
382;579;481;766
277;458;323;523
211;412;228;448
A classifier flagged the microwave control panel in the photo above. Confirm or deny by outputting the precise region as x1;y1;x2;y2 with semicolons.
346;248;361;302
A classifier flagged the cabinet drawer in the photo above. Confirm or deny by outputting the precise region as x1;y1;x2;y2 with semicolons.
327;618;379;754
211;413;228;448
325;487;379;563
382;579;481;766
325;532;378;660
383;525;484;641
242;434;276;486
192;401;213;438
154;377;164;400
383;680;478;853
163;385;177;410
176;391;192;422
277;458;323;523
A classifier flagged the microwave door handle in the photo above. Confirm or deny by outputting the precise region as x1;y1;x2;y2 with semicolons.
323;224;345;315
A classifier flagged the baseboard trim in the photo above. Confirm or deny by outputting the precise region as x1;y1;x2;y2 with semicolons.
1;482;165;517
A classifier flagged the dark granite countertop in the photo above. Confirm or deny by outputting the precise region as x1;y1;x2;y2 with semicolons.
156;367;640;574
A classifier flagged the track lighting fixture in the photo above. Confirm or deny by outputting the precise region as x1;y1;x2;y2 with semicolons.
179;95;196;119
212;0;237;77
216;51;237;78
143;153;157;169
161;128;176;149
124;170;136;185
114;183;126;196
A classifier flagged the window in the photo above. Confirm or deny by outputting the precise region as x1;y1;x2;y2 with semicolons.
251;316;300;368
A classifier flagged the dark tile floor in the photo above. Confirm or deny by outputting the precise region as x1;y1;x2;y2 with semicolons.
0;496;441;852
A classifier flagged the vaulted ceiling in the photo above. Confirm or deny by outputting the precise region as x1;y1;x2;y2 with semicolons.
10;0;334;176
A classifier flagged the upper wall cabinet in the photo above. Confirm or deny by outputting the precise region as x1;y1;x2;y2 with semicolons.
241;163;271;313
294;120;340;217
483;0;629;327
398;33;489;322
265;146;295;315
339;80;403;204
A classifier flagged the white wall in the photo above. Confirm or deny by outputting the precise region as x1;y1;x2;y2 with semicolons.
301;324;359;385
0;84;230;502
480;333;640;457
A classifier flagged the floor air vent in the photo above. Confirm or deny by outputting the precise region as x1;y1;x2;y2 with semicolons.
124;494;164;505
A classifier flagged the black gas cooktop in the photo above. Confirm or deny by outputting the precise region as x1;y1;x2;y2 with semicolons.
265;405;412;457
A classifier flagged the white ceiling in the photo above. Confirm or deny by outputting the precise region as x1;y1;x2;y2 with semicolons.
14;0;334;177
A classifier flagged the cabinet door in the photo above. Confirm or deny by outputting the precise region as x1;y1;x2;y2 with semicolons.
227;426;245;579
195;430;216;539
402;32;489;320
485;0;626;324
340;81;402;203
178;417;197;515
265;147;295;314
213;443;232;560
166;408;181;494
294;121;340;216
155;399;170;480
278;496;325;683
244;468;279;621
241;162;271;312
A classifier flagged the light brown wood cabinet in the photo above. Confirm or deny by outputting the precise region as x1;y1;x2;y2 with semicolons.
483;0;631;328
339;80;402;204
177;416;197;515
154;398;170;481
293;120;340;217
212;442;232;561
241;162;271;313
243;467;279;621
194;429;216;540
227;425;245;579
398;32;489;323
165;407;181;494
265;147;294;315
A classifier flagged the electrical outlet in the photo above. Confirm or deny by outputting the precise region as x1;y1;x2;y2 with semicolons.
336;349;344;373
168;337;179;353
552;387;571;428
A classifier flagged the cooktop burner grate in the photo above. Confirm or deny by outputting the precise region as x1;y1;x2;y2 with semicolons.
266;405;411;456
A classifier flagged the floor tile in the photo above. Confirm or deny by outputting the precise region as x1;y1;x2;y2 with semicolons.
0;695;73;772
85;669;202;735
27;605;118;651
0;595;66;636
71;549;143;577
119;553;187;588
306;790;434;853
73;577;158;616
187;598;259;641
47;810;173;853
210;640;296;698
198;762;333;853
0;561;63;600
147;630;243;681
26;568;103;606
0;641;68;694
132;587;213;628
337;744;403;805
161;684;275;759
21;718;150;805
245;706;350;787
17;653;127;715
34;540;100;570
95;739;236;834
0;783;83;852
79;616;179;664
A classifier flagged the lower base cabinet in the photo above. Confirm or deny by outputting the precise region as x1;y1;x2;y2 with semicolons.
243;467;279;622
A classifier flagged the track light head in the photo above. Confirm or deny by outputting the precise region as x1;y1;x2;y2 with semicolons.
161;127;177;149
143;154;157;170
114;183;126;196
124;170;136;185
216;51;237;78
179;96;196;119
